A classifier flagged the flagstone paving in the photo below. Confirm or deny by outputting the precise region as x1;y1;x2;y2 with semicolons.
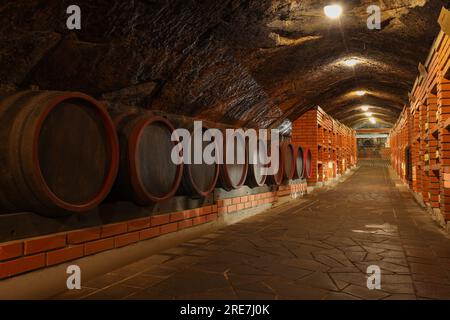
54;163;450;300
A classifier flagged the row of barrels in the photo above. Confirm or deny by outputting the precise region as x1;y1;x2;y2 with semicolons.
0;91;311;217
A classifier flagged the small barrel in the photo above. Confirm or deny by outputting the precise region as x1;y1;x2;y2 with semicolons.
111;112;183;205
0;91;119;216
281;142;296;180
294;145;305;179
177;123;220;197
304;148;313;178
266;142;284;186
218;132;248;191
246;139;268;188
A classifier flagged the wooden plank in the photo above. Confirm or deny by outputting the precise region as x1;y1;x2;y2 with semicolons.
419;62;428;79
438;7;450;37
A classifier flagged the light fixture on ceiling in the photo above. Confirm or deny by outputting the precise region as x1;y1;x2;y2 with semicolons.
361;105;370;111
324;4;343;19
343;58;359;67
369;117;376;124
355;90;366;96
365;112;373;117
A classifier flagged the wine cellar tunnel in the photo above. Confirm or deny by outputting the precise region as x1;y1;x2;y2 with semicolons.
1;1;450;301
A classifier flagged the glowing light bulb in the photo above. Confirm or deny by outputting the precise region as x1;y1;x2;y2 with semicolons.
324;4;343;19
361;105;369;111
355;90;366;96
365;112;373;117
369;117;376;124
344;58;359;67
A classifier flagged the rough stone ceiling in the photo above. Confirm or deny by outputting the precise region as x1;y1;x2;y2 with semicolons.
0;0;448;129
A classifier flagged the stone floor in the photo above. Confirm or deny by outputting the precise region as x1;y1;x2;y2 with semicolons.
55;163;450;300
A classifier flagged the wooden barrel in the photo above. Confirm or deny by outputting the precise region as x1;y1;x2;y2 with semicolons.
0;91;119;216
304;148;313;178
218;132;248;191
111;113;183;205
246;139;268;188
294;145;305;179
281;142;295;180
266;143;284;186
178;123;220;197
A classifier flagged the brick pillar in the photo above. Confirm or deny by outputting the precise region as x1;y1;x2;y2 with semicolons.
317;122;324;182
400;121;407;182
292;109;318;185
406;112;411;183
419;103;429;203
323;127;329;181
427;93;439;208
331;125;337;177
412;108;421;193
336;129;341;174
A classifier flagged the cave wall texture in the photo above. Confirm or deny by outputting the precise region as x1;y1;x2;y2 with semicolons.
0;0;448;130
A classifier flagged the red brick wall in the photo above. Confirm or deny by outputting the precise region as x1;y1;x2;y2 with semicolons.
392;26;450;224
438;76;450;220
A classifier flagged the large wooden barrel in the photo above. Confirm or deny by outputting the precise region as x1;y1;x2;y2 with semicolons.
178;123;220;197
266;142;284;186
294;145;305;179
246;139;268;188
0;91;119;216
281;142;296;180
111;112;183;205
218;132;248;191
304;148;312;178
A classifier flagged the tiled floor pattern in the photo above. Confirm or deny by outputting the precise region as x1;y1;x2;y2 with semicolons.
55;165;450;300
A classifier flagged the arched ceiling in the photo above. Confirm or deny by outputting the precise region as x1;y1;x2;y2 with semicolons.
0;0;448;129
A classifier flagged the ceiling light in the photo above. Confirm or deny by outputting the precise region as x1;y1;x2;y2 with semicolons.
361;105;369;111
365;112;373;117
369;117;376;124
355;90;366;96
324;4;343;19
344;58;359;67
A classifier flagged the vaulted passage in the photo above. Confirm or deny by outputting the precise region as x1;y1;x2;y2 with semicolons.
53;162;450;300
2;1;450;302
